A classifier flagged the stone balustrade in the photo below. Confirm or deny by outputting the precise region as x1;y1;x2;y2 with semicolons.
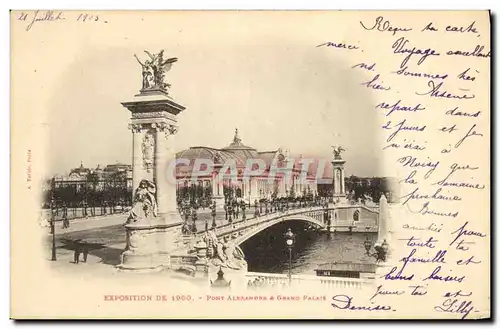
213;206;324;239
246;272;369;290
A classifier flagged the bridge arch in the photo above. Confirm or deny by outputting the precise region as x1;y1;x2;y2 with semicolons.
229;212;325;247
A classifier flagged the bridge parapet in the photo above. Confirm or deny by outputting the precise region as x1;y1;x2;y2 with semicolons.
212;206;325;244
246;272;370;290
174;204;380;277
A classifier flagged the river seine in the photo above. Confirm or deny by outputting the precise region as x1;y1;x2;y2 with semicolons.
240;221;378;275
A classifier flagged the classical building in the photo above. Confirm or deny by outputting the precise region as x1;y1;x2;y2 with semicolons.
175;129;320;205
53;162;133;192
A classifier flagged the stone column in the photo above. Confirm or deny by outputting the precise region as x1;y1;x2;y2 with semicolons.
342;168;346;194
217;173;224;196
250;178;258;203
331;158;347;203
153;122;168;215
377;194;389;243
212;172;217;196
213;168;225;208
119;88;186;272
129;124;143;195
164;124;179;222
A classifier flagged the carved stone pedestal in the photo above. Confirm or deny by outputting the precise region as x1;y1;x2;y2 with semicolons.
119;223;161;272
118;221;183;272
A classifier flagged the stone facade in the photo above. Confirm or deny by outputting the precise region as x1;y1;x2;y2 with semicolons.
175;129;319;206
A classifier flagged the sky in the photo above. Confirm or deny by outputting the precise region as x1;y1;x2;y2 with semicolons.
41;12;383;178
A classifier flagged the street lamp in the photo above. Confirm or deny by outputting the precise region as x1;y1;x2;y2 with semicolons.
192;207;198;234
283;228;295;286
183;202;191;232
241;200;246;221
211;201;217;228
224;202;228;221
364;238;389;262
228;201;233;224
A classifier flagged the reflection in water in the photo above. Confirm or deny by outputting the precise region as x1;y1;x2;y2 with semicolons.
241;221;378;275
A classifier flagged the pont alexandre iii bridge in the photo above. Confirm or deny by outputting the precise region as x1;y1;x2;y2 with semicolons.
166;203;381;287
113;50;389;289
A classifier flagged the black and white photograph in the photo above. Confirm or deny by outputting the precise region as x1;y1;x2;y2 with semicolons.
10;10;490;320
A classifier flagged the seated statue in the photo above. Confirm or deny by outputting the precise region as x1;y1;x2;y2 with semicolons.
205;234;247;271
127;179;158;223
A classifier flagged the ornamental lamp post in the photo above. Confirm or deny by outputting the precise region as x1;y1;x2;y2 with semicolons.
228;202;233;224
184;203;191;228
365;238;389;262
191;207;198;234
241;200;246;221
211;201;217;228
50;192;57;261
284;228;295;286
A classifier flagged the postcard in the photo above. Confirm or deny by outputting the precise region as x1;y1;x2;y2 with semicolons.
10;10;490;319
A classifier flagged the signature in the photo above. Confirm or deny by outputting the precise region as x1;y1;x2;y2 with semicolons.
331;295;393;311
434;298;475;319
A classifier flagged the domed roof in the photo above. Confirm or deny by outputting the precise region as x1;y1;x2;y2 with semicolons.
69;161;90;175
176;147;247;165
221;128;258;158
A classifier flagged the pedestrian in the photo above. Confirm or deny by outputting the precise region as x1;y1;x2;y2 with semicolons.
90;197;95;216
73;243;81;264
62;202;68;218
62;212;69;229
82;200;88;217
82;243;89;263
